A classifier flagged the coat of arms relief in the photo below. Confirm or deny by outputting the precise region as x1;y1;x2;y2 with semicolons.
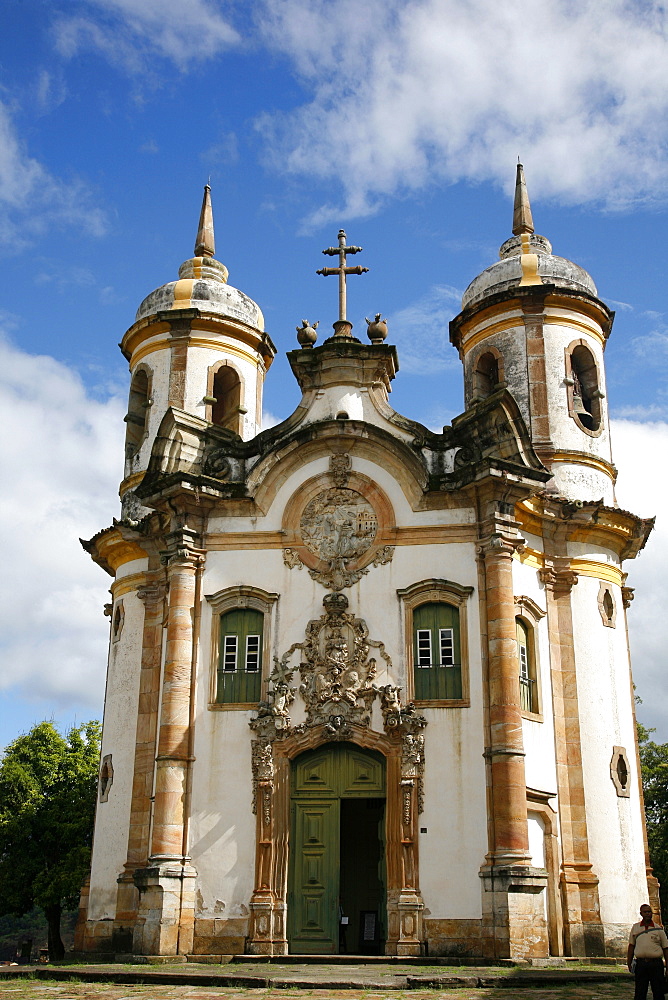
282;454;394;590
249;592;426;813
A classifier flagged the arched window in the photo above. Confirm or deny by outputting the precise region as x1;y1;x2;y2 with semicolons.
208;364;244;433
473;350;502;399
514;596;545;719
566;342;602;433
516;617;537;714
413;602;462;700
125;368;151;456
217;608;263;704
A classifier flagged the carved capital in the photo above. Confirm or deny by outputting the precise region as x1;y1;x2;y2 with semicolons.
622;586;635;609
539;557;578;595
160;527;204;569
137;581;168;607
477;531;524;560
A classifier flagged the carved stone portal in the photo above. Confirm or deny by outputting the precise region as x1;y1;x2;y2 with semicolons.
247;593;427;956
249;591;426;756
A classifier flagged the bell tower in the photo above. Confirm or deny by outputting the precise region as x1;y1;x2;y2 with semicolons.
119;186;276;501
450;164;615;504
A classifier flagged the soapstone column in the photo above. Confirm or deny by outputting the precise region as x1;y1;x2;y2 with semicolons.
478;515;548;959
133;526;202;956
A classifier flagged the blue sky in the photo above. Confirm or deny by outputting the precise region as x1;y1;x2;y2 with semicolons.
1;0;667;748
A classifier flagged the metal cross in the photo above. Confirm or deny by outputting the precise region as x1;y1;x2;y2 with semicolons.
316;230;369;323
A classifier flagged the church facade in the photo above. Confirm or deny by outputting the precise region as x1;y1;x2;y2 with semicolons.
77;170;656;960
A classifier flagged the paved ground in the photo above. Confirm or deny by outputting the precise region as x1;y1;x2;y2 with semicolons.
0;978;637;1000
0;962;636;1000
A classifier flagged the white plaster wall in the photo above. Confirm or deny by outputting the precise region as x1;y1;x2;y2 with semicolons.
198;527;485;918
512;559;558;797
571;575;648;924
190;711;257;918
88;589;145;920
418;689;487;916
116;557;149;580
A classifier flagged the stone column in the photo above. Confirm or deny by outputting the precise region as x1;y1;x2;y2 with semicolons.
541;556;603;955
396;733;425;956
133;527;201;956
478;526;548;960
248;739;288;956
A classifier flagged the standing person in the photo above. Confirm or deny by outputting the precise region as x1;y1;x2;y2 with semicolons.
627;903;668;1000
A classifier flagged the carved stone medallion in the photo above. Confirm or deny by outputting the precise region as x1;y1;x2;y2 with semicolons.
300;488;377;563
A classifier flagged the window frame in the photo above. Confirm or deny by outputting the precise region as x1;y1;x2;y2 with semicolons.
205;585;278;710
205;360;247;435
514;595;546;722
397;579;474;707
124;365;153;462
564;339;604;437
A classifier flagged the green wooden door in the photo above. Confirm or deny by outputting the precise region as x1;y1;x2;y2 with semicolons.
288;800;339;953
288;744;385;954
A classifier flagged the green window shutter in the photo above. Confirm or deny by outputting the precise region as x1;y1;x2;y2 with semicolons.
516;618;535;712
217;608;264;704
413;602;462;700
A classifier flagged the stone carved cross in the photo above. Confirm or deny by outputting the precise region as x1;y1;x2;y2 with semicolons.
316;229;369;324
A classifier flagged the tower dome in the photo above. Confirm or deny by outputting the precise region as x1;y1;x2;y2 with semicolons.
119;186;275;491
462;165;597;310
450;164;615;504
134;186;264;330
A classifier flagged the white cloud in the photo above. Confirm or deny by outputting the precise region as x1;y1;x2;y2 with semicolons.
0;101;107;246
612;419;668;739
55;0;240;72
257;0;668;218
0;335;124;710
387;285;462;374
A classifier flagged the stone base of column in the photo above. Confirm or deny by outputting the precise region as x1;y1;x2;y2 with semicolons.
247;893;287;956
386;889;424;956
73;876;90;952
112;870;140;953
132;859;197;956
480;866;549;960
560;866;604;956
647;871;662;922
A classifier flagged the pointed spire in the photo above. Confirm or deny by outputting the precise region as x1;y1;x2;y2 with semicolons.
512;162;534;236
195;184;215;258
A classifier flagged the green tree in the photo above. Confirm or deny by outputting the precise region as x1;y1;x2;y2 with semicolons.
0;721;101;960
637;720;668;915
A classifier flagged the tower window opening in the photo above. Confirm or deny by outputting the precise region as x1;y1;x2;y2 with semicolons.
473;351;501;399
125;368;150;457
211;365;243;433
568;344;601;433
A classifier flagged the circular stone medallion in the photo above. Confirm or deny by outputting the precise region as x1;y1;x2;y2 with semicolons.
300;488;377;564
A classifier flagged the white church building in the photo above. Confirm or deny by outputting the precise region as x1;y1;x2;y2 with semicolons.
76;169;656;960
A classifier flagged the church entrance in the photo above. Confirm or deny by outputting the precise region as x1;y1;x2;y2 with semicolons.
287;743;386;954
